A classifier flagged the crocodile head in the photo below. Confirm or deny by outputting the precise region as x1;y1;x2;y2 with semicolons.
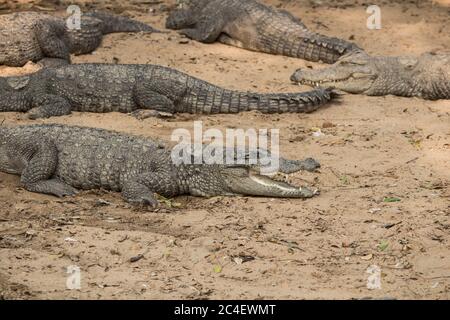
187;165;318;198
291;51;423;97
291;51;378;94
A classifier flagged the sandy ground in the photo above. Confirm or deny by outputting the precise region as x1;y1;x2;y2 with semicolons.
0;0;449;300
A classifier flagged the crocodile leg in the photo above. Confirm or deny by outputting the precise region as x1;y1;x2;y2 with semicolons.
27;94;72;119
217;34;245;48
35;19;71;62
0;92;32;113
122;178;159;207
24;178;78;197
179;15;225;43
132;83;176;119
165;8;197;29
5;138;78;197
67;16;103;55
122;170;183;206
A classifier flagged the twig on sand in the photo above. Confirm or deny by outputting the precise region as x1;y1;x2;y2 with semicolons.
406;157;419;164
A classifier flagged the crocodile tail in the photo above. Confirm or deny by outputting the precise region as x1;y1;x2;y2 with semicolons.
271;31;361;64
190;87;336;114
299;33;361;63
182;77;335;114
84;11;160;34
238;87;336;113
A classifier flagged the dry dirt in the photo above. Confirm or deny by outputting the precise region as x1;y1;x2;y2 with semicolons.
0;0;449;300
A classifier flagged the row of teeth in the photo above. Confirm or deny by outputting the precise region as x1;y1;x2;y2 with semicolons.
299;79;346;85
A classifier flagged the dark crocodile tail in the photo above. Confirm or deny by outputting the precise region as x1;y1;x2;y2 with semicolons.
276;32;361;64
237;87;335;113
184;85;336;114
84;11;159;34
300;34;361;63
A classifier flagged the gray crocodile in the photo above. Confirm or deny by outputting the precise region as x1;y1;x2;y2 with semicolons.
291;51;450;100
166;0;360;63
0;124;320;205
0;63;335;119
0;11;157;67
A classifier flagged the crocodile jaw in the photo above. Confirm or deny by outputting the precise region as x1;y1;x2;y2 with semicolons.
291;66;376;94
290;51;380;94
220;166;318;198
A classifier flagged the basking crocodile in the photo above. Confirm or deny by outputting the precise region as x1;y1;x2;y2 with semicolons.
291;51;450;100
0;124;319;205
166;0;360;63
0;11;157;67
0;63;334;119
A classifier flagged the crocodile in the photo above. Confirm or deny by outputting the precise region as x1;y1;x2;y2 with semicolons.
0;124;320;205
0;11;157;67
291;51;450;100
166;0;360;64
0;63;335;119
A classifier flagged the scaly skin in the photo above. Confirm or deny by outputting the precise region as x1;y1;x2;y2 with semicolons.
291;51;450;100
0;63;335;119
166;0;361;63
0;124;319;205
0;11;157;67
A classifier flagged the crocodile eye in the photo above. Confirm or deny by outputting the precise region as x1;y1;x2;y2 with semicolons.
338;57;359;65
398;57;418;69
338;59;356;66
346;59;366;66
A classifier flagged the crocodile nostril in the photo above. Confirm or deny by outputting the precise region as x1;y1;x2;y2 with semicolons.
290;72;299;82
